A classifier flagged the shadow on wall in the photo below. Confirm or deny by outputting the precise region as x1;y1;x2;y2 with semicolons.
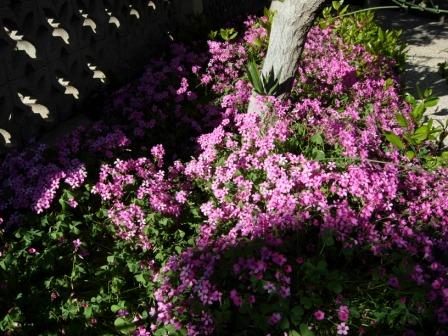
202;0;270;28
0;0;273;153
0;0;172;153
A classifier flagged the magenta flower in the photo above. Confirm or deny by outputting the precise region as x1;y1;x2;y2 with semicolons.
314;310;325;321
27;247;37;254
337;305;350;322
134;326;150;336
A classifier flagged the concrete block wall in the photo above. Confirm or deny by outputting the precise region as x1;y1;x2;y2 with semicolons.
0;0;268;152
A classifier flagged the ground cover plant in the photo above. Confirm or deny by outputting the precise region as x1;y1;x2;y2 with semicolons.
1;2;448;335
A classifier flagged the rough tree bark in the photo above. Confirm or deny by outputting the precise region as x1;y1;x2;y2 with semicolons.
247;0;326;114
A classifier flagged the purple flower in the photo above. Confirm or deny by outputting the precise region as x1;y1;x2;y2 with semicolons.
229;289;243;307
117;309;129;317
388;277;400;288
268;312;281;325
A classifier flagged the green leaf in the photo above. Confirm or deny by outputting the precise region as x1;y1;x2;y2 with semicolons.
322;231;334;246
396;114;408;128
289;331;300;336
111;305;122;313
280;318;290;330
135;273;146;285
299;324;315;336
424;97;439;108
246;60;263;94
327;281;343;294
84;306;93;319
332;1;341;10
411;125;429;144
411;102;425;122
384;132;405;150
404;93;416;105
290;306;304;325
313;149;325;161
405;150;416;160
300;297;313;309
310;133;323;145
114;318;135;333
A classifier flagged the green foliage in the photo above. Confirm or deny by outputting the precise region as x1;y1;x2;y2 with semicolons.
384;88;448;168
319;0;407;72
0;180;204;335
209;28;238;41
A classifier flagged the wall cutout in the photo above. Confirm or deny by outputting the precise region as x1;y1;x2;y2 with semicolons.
3;27;37;59
106;9;120;28
57;77;80;99
17;92;50;119
46;18;70;44
1;0;261;150
129;6;140;19
79;10;97;33
87;63;106;83
0;129;12;144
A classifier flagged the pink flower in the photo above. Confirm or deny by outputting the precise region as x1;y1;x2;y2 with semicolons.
229;289;243;307
150;144;165;166
337;322;349;335
314;310;325;320
28;247;37;254
248;295;256;304
72;239;82;252
50;291;59;301
337;305;350;322
134;326;150;336
268;312;282;325
67;198;78;208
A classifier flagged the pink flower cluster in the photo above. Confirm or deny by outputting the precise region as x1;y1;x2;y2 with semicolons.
152;19;448;335
92;148;189;248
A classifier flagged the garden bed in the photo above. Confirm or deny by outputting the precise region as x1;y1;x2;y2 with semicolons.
0;3;448;336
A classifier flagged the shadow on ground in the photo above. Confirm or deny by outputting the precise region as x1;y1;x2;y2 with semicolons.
374;9;448;130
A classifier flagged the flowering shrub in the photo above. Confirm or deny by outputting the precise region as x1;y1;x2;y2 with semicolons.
1;4;448;336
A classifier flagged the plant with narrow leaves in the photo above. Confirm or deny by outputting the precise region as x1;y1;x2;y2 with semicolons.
245;58;281;96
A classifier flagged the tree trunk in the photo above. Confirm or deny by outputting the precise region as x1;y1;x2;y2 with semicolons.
247;0;325;114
